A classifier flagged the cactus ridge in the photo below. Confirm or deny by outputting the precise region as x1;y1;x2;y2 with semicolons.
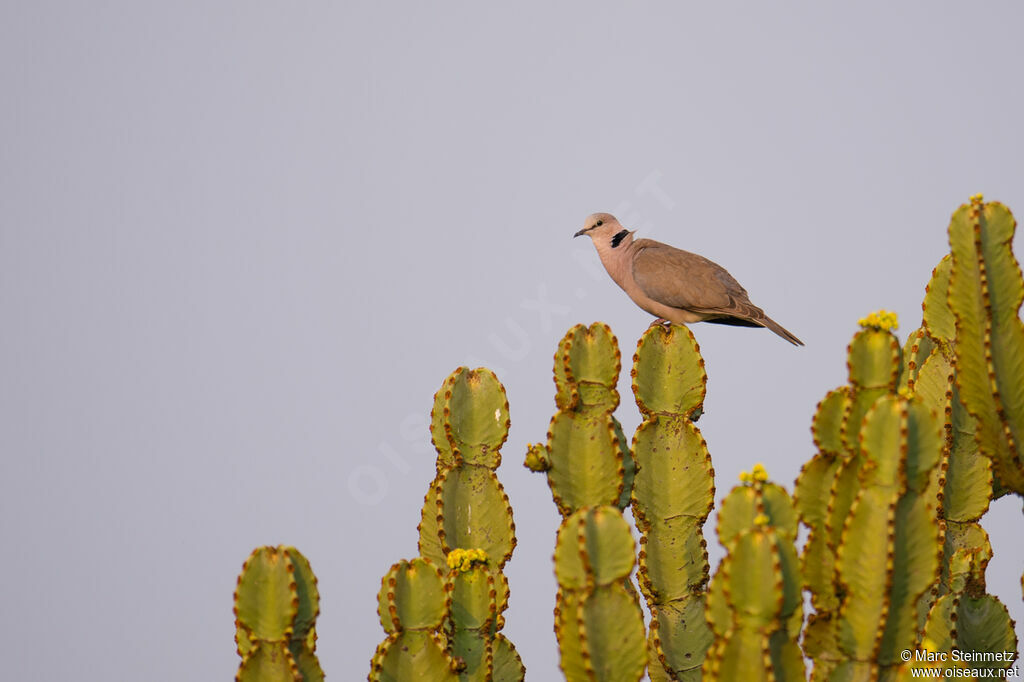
923;254;956;343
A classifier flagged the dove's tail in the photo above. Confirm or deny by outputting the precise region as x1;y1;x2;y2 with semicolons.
760;316;804;346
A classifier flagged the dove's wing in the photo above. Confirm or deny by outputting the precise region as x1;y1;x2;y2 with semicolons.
630;239;758;316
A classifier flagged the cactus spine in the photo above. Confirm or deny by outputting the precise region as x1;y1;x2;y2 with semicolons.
704;465;805;682
234;546;323;682
628;324;715;681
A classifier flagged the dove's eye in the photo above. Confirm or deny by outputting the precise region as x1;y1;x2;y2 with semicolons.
596;220;603;227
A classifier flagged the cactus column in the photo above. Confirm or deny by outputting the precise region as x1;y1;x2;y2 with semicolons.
831;393;944;678
416;367;523;681
553;505;647;682
629;324;715;681
947;195;1024;496
704;465;804;682
369;557;460;681
234;546;323;682
525;323;645;681
524;323;633;514
912;203;1021;674
795;313;903;679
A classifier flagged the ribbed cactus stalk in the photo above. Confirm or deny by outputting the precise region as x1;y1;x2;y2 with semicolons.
370;557;460;681
910;204;1021;673
553;505;647;682
704;465;804;681
629;324;714;681
919;255;994;595
443;549;525;682
524;323;633;514
831;393;944;679
919;529;1019;677
526;324;646;678
234;546;323;682
946;195;1024;496
418;368;516;568
796;313;903;678
415;367;523;680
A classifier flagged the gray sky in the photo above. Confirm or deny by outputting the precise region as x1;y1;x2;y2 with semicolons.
2;2;1022;679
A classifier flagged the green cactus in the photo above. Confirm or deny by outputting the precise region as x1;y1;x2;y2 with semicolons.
370;557;460;681
909;199;1021;673
413;367;523;681
913;285;993;604
842;311;903;453
795;314;904;679
524;323;634;515
831;394;944;679
443;549;525;682
794;195;1024;678
249;195;1015;681
704;466;805;682
947;195;1024;496
553;505;647;682
629;324;715;681
795;314;953;680
919;519;1018;677
419;368;516;568
234;546;323;682
795;385;848;623
526;324;647;678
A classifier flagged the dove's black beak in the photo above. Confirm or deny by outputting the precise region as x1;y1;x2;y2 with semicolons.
573;228;589;238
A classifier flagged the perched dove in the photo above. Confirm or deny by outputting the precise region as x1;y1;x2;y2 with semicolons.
574;213;803;346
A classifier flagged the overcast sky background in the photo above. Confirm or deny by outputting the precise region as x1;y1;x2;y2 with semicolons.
2;3;1023;679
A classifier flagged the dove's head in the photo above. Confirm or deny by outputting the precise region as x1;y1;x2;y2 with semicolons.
574;213;623;239
574;213;632;251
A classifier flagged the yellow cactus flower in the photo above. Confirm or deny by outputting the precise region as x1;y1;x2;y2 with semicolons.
858;310;899;331
739;470;751;483
751;463;769;482
970;192;984;203
446;548;489;572
754;513;770;526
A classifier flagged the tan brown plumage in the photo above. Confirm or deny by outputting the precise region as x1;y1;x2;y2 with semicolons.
574;212;803;346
